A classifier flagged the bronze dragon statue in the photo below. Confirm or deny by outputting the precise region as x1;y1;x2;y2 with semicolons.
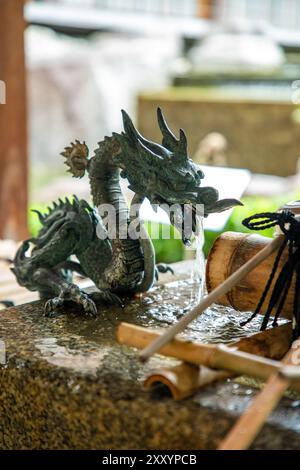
12;109;242;316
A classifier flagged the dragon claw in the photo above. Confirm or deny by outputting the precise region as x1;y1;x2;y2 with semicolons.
44;297;64;317
82;298;98;317
78;292;98;317
90;290;124;308
157;263;174;275
106;293;124;307
43;287;98;318
155;263;175;281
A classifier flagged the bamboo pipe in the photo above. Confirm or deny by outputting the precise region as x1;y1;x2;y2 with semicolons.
117;322;300;391
144;363;229;401
144;362;205;400
218;338;300;450
138;235;284;362
144;365;230;401
206;232;293;318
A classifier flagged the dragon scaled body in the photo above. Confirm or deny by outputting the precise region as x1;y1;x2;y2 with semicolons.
13;109;242;316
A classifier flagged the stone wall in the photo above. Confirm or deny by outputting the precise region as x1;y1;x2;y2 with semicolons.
138;90;300;176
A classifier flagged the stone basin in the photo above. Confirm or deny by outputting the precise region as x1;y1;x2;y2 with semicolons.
0;262;299;450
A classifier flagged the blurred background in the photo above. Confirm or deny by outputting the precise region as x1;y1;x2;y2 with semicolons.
2;0;300;305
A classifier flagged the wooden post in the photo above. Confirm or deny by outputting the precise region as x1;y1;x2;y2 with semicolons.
0;0;28;240
197;0;213;19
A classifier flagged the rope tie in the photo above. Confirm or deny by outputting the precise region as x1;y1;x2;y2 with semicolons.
241;210;300;339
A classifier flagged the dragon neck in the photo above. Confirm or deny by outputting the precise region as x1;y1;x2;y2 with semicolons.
87;137;154;293
88;137;129;233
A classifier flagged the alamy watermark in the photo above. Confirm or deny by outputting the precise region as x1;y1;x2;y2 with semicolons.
95;203;204;245
0;80;6;104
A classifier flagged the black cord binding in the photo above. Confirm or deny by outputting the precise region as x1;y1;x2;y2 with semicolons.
241;210;300;339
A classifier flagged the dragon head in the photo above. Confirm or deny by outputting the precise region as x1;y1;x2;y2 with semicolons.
113;108;242;244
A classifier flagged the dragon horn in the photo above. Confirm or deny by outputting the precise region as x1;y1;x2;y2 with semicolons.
157;107;178;151
174;128;188;163
121;109;139;144
137;139;163;165
31;209;45;224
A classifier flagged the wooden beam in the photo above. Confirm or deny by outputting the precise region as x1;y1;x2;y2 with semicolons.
0;0;28;240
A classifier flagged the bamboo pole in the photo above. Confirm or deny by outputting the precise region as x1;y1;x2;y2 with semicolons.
139;236;284;362
218;338;300;450
117;322;300;391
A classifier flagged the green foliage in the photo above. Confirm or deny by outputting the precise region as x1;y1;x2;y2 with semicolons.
144;221;184;264
28;203;45;237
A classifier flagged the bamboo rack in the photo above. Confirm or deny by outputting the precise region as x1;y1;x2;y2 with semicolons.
117;322;300;394
218;338;300;450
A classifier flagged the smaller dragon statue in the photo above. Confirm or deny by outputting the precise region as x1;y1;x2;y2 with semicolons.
13;109;242;317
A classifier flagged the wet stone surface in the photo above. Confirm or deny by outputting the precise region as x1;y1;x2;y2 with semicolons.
0;273;299;449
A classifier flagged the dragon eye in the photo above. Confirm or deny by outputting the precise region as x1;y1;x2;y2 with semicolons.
185;173;193;180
